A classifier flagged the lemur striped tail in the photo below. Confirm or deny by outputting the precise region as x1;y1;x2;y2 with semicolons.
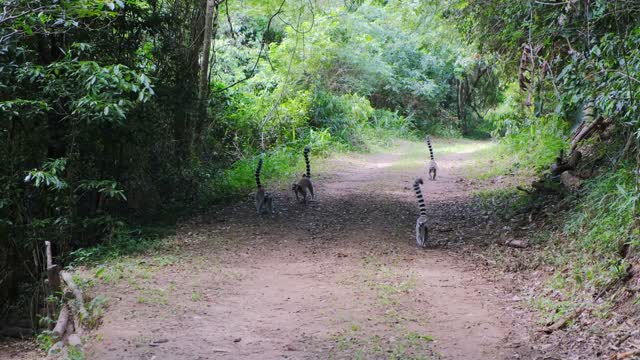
255;158;264;188
303;146;311;177
413;178;427;216
426;136;435;161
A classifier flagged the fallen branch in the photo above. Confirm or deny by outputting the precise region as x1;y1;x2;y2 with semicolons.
538;307;584;334
60;271;89;321
51;305;69;342
571;115;604;153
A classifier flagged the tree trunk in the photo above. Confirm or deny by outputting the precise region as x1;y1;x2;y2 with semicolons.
198;0;217;124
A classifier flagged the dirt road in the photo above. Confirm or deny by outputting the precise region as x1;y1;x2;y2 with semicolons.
85;139;535;359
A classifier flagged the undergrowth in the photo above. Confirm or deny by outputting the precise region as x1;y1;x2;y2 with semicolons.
556;167;638;299
70;226;173;266
210;125;416;198
524;167;638;322
477;107;569;179
475;158;639;324
467;107;638;321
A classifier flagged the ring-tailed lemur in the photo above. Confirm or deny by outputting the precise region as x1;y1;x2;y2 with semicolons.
255;158;274;214
426;135;438;180
413;177;428;247
292;146;315;202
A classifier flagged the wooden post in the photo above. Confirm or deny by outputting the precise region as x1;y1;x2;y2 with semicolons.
45;241;61;294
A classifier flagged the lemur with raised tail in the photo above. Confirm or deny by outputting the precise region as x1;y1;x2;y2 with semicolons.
426;135;438;180
413;177;428;247
292;146;315;202
254;158;274;214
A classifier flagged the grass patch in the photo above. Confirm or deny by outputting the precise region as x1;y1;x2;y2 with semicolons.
190;290;202;302
353;127;422;152
330;326;435;360
548;167;638;300
472;187;538;221
210;145;309;195
465;114;568;180
361;256;417;309
465;144;519;179
331;255;435;358
70;226;174;266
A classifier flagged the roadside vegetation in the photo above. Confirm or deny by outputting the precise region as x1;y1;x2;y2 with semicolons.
454;1;640;354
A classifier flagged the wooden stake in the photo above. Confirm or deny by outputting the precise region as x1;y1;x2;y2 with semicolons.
44;241;61;294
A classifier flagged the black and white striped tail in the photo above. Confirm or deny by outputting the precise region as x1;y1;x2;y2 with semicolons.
255;158;263;188
303;146;311;177
426;136;435;161
413;178;426;216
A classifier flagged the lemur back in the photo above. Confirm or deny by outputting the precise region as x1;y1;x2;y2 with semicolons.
426;135;438;180
413;178;428;247
255;158;273;214
292;146;314;202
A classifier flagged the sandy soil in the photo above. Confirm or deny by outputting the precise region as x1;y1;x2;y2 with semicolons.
82;139;541;360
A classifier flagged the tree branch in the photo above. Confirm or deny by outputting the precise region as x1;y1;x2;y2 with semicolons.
224;0;236;40
214;0;286;93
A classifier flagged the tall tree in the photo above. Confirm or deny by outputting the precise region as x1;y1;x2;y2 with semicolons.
197;0;219;143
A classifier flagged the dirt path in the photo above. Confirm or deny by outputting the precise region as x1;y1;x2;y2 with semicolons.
85;139;535;359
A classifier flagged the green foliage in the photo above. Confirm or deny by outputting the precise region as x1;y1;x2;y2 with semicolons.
564;167;638;269
70;226;172;266
24;158;69;190
218;0;491;142
85;295;108;329
499;113;569;173
36;330;56;352
474;188;533;219
485;82;526;138
456;0;640;145
67;345;85;360
210;147;306;198
525;167;637;322
76;180;127;202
